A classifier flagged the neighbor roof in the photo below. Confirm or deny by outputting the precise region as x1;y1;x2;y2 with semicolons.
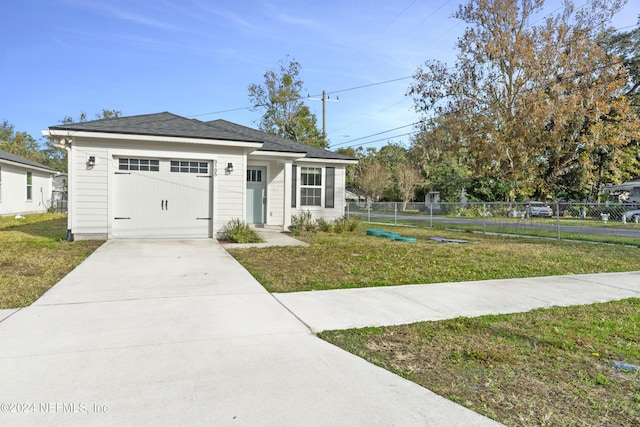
0;149;57;172
48;112;263;143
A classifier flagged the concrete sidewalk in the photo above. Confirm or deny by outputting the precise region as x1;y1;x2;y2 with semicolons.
0;239;502;427
274;271;640;332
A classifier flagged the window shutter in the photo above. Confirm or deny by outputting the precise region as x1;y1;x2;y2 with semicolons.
325;167;335;208
291;165;297;208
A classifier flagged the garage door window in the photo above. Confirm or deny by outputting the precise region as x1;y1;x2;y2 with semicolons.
119;158;159;172
170;161;208;174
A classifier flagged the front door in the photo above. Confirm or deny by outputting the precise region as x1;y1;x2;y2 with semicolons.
246;166;266;224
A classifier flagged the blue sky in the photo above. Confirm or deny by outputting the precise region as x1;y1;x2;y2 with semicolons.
1;0;638;151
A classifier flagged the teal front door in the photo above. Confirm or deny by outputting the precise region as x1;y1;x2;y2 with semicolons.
246;166;266;224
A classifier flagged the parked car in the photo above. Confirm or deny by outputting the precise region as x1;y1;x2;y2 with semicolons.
624;209;640;222
525;202;553;217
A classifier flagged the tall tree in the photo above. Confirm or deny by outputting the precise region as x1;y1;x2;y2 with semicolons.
394;163;423;210
248;56;326;148
409;0;638;201
356;159;390;203
0;120;45;163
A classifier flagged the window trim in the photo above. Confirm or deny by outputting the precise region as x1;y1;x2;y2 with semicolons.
26;171;32;201
300;166;322;207
170;160;209;174
119;158;160;172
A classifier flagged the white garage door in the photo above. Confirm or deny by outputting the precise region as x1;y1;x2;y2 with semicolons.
112;158;212;238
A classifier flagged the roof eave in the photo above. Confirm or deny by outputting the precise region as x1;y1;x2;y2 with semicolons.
44;129;264;149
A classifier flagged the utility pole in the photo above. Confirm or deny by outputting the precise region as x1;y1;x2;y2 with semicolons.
308;90;339;144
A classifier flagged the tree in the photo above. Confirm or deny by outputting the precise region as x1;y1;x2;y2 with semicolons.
409;0;638;201
394;163;423;210
356;159;390;203
0;120;45;163
248;56;326;148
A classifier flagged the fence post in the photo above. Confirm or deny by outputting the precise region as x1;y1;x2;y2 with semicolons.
429;202;433;228
394;202;398;225
368;202;371;223
483;203;487;235
556;201;560;240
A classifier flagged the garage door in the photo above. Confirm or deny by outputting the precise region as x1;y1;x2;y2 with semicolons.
112;158;212;238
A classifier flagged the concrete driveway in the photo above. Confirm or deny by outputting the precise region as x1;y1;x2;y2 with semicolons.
0;240;501;427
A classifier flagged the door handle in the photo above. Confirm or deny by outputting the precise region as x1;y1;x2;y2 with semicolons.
161;200;168;210
161;200;164;210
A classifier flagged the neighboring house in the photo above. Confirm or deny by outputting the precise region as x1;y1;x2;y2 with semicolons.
602;178;640;203
0;149;57;216
43;112;358;240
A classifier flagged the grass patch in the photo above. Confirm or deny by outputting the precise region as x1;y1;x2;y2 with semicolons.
0;213;103;308
227;224;640;293
319;299;640;427
374;217;640;246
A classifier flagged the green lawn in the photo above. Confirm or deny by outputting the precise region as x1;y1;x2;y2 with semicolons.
227;224;640;293
0;213;103;308
320;299;640;427
228;223;640;425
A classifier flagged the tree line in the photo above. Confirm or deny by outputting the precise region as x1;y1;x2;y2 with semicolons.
3;0;638;205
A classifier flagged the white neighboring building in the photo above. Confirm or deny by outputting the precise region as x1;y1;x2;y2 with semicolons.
43;112;358;240
0;149;57;216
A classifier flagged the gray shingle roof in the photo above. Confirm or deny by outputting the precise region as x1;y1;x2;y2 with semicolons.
206;119;357;160
48;112;357;161
0;149;57;171
49;112;263;143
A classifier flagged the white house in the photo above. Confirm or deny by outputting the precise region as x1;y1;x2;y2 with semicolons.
43;112;358;240
0;149;57;216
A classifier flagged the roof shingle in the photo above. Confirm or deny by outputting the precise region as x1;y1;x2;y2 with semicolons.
48;112;357;161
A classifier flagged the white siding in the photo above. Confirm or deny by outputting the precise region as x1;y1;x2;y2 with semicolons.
71;137;249;239
213;152;246;236
0;162;53;216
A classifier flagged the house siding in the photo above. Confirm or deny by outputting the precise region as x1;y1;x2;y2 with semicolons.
0;162;53;216
70;137;249;239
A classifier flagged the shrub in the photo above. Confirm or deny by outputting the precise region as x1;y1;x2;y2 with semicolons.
316;217;332;232
289;210;316;235
223;218;263;243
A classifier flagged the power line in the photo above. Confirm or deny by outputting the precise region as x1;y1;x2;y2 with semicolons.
332;122;421;148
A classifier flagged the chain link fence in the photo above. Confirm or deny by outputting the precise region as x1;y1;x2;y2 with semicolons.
346;201;640;243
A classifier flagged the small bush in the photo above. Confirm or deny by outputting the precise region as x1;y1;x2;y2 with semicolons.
289;210;316;235
316;217;332;232
223;218;263;243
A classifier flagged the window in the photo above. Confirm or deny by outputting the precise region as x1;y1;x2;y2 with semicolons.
170;161;208;174
247;169;262;182
300;167;322;206
119;158;159;172
26;171;32;201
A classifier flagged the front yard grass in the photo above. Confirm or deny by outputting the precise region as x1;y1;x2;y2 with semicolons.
227;224;640;293
319;299;640;427
0;213;103;308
